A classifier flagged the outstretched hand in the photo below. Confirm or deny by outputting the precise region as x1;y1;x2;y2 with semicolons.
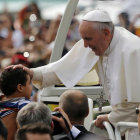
5;64;33;79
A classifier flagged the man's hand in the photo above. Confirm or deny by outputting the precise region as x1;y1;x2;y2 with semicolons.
94;114;109;129
52;107;72;133
5;64;33;79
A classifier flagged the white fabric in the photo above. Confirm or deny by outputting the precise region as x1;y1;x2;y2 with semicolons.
69;126;81;139
32;39;99;88
32;26;140;106
108;102;138;126
32;65;61;89
108;101;139;134
127;128;140;140
53;40;99;87
102;27;140;105
83;9;112;22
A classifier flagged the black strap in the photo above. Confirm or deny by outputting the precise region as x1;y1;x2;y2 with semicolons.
61;115;75;140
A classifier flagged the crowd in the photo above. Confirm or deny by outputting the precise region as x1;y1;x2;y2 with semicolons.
0;2;81;72
1;1;140;140
0;1;81;102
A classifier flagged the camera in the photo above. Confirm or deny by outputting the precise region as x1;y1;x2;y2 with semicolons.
51;112;63;135
51;111;62;118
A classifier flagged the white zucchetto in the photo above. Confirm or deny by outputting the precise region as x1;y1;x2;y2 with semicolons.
83;9;112;22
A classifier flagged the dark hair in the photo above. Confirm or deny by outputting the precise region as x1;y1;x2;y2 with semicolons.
0;68;28;96
0;119;8;140
15;123;53;140
119;12;130;29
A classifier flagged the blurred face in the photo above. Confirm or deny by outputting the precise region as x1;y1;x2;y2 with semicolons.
0;15;11;29
79;21;112;56
26;133;52;140
22;75;32;99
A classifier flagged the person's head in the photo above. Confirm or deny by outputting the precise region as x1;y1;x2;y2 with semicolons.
79;9;114;56
15;123;53;140
0;68;32;99
59;90;89;125
17;102;53;129
11;52;30;67
0;119;8;140
118;12;130;29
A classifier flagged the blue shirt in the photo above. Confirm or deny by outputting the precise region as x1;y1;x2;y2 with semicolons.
0;97;30;118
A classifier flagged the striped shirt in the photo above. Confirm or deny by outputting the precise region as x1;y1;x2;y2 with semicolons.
0;97;30;118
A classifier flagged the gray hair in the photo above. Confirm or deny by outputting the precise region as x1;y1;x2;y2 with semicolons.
15;123;53;140
17;102;52;128
92;21;114;34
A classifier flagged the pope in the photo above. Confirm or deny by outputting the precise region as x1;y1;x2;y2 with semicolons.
7;9;140;133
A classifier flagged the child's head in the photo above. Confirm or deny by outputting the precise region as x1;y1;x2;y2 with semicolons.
0;68;32;99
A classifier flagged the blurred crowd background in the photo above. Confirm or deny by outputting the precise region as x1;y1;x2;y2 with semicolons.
0;0;140;100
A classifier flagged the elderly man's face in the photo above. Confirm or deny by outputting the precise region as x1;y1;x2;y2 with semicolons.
79;21;111;56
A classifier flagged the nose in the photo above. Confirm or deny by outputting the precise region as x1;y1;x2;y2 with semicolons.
84;40;88;48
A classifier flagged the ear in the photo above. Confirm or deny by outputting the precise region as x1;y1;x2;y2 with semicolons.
103;28;112;41
17;84;23;92
103;28;110;36
51;121;54;130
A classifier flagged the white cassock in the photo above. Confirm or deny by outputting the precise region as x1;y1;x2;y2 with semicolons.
32;26;140;126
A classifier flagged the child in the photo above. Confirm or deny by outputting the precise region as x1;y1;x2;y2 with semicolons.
0;68;32;140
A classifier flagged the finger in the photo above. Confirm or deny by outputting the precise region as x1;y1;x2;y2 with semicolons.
52;115;62;122
94;120;104;129
53;107;72;129
53;107;66;118
94;120;98;127
13;64;24;69
94;119;100;127
99;124;105;129
5;64;25;70
5;65;15;70
52;115;66;130
53;107;65;115
96;117;103;127
53;107;60;112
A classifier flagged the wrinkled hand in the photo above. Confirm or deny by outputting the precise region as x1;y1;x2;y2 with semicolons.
52;107;72;133
94;114;109;129
5;64;33;79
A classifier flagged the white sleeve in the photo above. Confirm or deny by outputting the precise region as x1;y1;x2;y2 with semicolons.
31;65;61;89
31;39;98;89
